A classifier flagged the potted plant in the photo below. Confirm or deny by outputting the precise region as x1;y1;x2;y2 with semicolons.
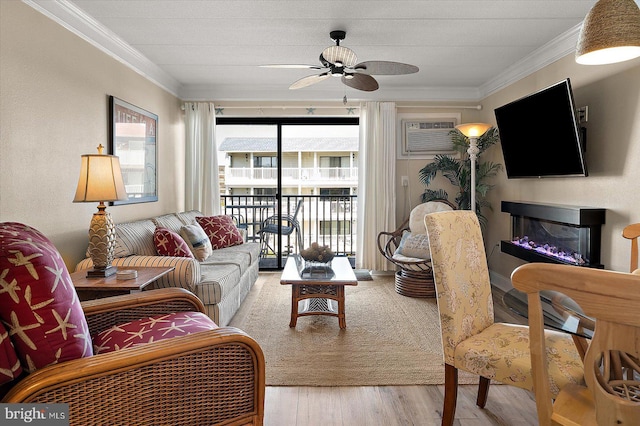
418;127;502;228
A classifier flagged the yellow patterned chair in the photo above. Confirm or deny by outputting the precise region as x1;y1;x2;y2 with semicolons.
424;210;584;426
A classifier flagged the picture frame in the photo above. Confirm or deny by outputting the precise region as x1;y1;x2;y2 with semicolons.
109;96;158;205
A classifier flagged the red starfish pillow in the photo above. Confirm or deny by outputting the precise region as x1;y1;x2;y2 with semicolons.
153;227;193;258
196;215;244;250
0;222;93;373
0;322;21;385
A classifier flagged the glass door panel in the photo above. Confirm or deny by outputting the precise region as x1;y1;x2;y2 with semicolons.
216;124;280;268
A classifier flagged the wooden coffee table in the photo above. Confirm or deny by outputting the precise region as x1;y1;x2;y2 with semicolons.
70;266;174;301
280;255;357;329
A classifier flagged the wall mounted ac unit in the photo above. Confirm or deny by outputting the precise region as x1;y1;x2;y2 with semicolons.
401;119;457;157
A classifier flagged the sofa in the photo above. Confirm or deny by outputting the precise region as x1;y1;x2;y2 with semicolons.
76;210;261;326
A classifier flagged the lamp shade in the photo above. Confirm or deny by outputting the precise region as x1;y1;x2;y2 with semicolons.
576;0;640;65
73;154;128;203
455;123;492;138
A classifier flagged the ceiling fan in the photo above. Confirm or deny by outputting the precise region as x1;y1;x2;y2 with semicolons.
260;30;419;92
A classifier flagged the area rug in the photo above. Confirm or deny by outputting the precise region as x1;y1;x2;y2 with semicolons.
229;275;478;386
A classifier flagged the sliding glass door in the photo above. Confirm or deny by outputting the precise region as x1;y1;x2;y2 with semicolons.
216;117;358;269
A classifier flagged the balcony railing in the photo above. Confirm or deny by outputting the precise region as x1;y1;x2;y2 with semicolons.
223;194;357;268
224;167;358;185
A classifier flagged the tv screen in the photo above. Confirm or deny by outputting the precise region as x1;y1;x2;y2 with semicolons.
494;79;587;178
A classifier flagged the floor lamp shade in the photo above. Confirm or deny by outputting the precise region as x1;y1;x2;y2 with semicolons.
73;147;128;277
576;0;640;65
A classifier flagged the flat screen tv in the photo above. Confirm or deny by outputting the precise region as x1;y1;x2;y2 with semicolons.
494;78;587;178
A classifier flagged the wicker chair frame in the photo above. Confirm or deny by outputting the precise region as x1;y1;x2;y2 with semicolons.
2;288;266;426
377;200;456;298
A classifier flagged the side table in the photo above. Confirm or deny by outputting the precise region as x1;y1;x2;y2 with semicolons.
71;266;175;301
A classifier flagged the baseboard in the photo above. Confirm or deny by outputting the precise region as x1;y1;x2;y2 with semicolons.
490;269;513;293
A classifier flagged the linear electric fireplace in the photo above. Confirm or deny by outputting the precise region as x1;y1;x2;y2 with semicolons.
501;201;606;268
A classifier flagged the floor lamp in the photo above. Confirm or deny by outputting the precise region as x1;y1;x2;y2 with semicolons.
73;144;128;277
454;123;492;212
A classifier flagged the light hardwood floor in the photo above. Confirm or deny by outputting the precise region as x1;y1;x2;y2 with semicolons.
236;272;538;426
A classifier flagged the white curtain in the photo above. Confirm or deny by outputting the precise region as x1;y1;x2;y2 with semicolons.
356;101;397;271
184;102;220;216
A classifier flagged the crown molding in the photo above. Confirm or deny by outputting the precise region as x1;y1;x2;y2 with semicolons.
478;24;581;99
24;0;182;97
25;0;582;102
180;84;483;103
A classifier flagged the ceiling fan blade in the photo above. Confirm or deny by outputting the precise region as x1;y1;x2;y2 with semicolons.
260;64;325;70
353;61;419;75
289;73;330;90
322;45;358;67
341;73;379;92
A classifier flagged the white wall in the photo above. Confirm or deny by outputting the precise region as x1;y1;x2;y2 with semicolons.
0;1;185;270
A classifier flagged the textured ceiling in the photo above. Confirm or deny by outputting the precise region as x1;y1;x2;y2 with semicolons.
30;0;612;101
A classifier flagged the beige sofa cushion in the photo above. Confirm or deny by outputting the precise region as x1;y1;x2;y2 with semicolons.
152;213;185;234
176;210;203;225
113;219;157;258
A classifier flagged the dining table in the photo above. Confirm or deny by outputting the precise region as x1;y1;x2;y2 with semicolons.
503;288;595;360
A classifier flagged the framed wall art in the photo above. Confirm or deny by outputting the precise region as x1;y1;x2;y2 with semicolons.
109;96;158;205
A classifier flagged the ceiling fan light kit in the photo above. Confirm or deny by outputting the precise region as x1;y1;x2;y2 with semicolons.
261;30;418;92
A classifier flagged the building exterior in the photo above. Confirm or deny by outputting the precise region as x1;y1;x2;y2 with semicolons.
219;136;358;197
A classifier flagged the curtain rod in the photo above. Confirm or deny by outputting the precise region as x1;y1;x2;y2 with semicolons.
188;104;483;110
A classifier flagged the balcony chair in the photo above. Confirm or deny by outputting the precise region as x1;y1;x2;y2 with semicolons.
257;199;303;257
424;211;584;426
512;262;640;425
0;222;265;425
623;223;640;272
377;200;455;297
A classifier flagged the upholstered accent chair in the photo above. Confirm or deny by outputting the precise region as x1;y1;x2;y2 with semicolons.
0;222;265;425
424;211;584;426
377;200;455;297
513;263;640;425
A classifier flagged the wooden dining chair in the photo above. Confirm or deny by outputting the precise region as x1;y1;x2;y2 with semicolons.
622;223;640;272
512;262;640;425
424;210;584;426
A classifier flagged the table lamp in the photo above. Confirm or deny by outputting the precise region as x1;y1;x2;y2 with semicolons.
455;123;492;213
73;144;128;277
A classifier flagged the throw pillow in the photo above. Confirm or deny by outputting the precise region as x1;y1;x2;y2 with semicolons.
153;228;193;258
394;231;431;260
196;215;244;250
179;223;213;261
0;222;93;373
0;322;22;385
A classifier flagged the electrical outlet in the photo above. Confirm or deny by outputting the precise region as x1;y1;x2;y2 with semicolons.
401;176;409;187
